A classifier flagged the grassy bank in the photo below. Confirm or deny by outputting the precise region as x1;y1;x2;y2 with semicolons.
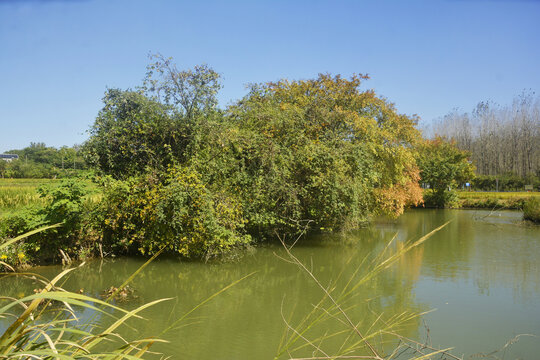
456;191;540;210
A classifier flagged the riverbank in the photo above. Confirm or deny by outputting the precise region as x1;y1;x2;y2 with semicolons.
2;209;539;359
456;190;540;210
2;178;538;268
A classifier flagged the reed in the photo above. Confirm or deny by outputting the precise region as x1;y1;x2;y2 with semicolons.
274;222;461;359
0;226;171;359
0;225;254;359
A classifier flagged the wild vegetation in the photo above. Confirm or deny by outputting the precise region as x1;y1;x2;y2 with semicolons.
1;55;538;266
56;54;422;263
457;191;540;210
416;137;475;208
523;197;540;223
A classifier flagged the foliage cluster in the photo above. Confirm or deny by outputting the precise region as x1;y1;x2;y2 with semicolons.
95;167;251;259
2;55;454;262
0;180;98;265
416;137;475;207
523;197;540;223
80;57;424;258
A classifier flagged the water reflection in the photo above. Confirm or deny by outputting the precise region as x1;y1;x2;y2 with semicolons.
1;209;539;358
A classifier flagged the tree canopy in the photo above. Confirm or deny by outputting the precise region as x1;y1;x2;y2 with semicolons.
417;137;475;207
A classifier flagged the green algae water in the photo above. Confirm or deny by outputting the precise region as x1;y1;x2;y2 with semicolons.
2;209;539;358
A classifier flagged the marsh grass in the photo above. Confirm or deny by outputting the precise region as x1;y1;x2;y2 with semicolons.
456;191;540;210
0;225;256;359
0;224;174;359
274;222;461;359
457;191;540;199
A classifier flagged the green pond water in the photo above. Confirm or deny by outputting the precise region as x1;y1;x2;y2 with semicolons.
2;209;540;359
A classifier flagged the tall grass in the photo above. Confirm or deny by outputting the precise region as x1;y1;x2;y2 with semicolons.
275;222;461;359
0;186;46;211
457;191;540;199
0;224;172;359
0;178;101;219
1;225;257;359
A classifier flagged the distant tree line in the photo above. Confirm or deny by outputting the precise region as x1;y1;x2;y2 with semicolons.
432;92;540;180
0;142;87;178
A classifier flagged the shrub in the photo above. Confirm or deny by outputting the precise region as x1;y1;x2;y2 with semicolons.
0;179;97;264
422;189;459;208
523;197;540;223
97;166;251;259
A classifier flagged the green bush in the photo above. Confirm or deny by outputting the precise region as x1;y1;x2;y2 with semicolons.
422;189;459;208
523;197;540;223
0;179;96;264
97;166;251;259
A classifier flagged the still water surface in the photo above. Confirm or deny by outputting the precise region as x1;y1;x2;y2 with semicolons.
3;209;540;358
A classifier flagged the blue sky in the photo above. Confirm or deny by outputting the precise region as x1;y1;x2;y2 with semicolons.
1;0;539;152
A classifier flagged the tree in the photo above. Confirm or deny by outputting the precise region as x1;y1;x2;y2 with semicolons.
142;53;221;120
417;137;475;207
432;92;540;179
83;89;186;179
84;55;223;179
201;74;423;234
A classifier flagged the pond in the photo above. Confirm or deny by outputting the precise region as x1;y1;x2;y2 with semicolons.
2;209;539;359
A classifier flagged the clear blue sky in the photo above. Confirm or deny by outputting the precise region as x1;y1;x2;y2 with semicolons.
1;0;539;152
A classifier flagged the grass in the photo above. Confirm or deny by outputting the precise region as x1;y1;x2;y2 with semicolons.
523;197;540;223
0;225;171;359
274;222;462;359
0;178;101;220
457;191;540;199
456;191;540;210
0;179;58;213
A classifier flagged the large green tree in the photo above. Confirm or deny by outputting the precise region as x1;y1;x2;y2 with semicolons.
194;74;423;234
84;56;222;179
83;89;183;178
417;136;475;207
143;53;221;120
